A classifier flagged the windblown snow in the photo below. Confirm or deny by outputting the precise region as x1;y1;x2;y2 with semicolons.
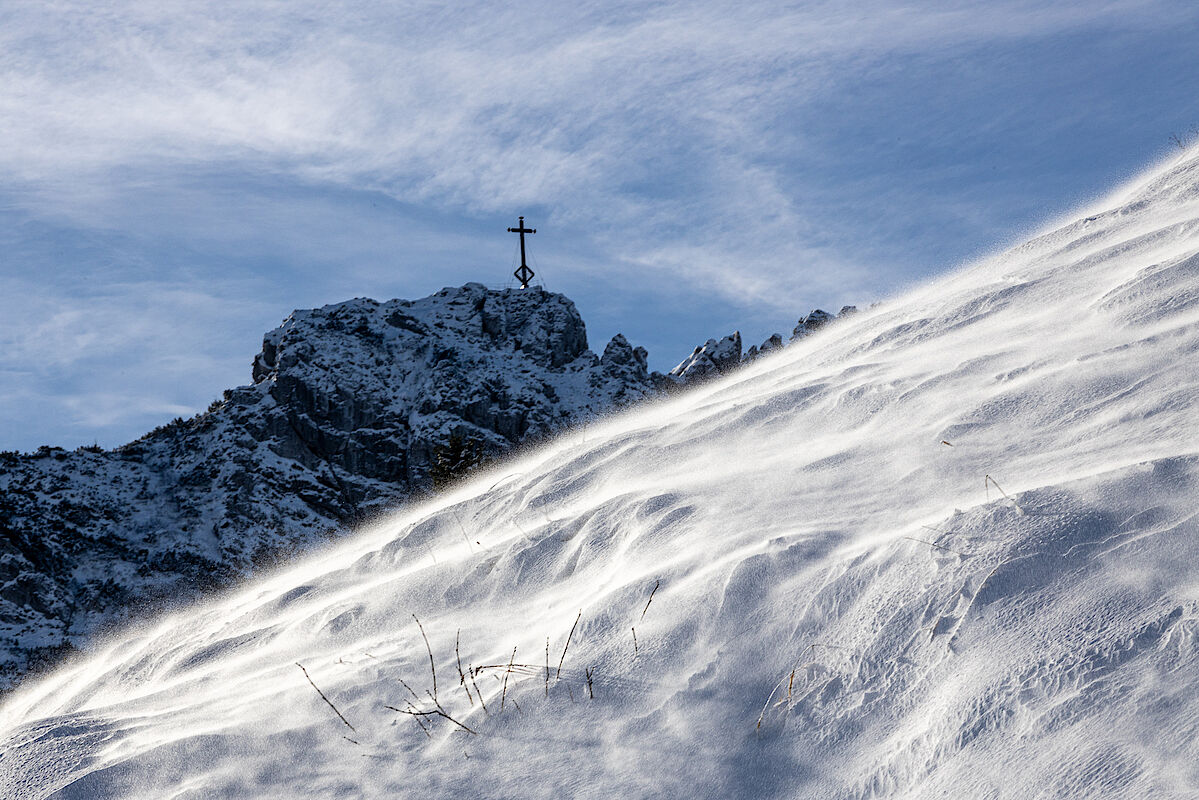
5;151;1199;798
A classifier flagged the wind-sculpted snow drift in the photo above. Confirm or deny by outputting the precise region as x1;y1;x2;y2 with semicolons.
5;151;1199;798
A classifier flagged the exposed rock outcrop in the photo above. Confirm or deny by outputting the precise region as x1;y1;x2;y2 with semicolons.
667;332;743;383
0;284;657;688
666;305;859;381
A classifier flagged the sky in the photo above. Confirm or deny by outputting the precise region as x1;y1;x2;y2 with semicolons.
2;0;1199;452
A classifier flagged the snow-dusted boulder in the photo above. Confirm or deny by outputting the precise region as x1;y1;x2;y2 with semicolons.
744;332;784;363
791;308;836;339
666;332;742;383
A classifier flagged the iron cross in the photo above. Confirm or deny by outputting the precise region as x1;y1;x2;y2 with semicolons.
507;216;537;288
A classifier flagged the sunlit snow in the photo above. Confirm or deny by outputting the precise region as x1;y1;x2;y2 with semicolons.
4;150;1199;798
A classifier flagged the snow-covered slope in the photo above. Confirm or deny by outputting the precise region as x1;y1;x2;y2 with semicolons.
5;150;1199;798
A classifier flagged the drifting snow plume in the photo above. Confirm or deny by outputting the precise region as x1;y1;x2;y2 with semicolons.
5;152;1199;798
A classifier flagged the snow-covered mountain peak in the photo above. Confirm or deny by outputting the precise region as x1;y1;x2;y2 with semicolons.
254;283;595;387
0;283;663;690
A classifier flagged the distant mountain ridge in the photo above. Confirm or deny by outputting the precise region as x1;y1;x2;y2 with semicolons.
0;282;850;688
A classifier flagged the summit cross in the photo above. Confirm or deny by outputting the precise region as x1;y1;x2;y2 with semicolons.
507;216;537;289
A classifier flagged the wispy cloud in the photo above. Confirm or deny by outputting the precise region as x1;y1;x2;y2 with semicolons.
0;266;275;448
2;0;1198;447
4;1;1192;299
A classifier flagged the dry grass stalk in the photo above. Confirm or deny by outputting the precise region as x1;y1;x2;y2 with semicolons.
451;509;478;551
632;626;638;656
920;524;951;540
756;642;856;732
469;665;489;715
296;662;356;732
501;646;517;711
545;637;550;697
585;667;595;699
456;630;474;706
641;579;661;620
756;675;787;731
984;474;1023;513
413;614;437;701
385;702;478;735
486;472;522;492
901;536;968;556
557;611;582;680
756;670;795;732
398;675;422;704
396;701;433;738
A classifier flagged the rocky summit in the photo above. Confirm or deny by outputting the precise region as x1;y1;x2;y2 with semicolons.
0;283;847;689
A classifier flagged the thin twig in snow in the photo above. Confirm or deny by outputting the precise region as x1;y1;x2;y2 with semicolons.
413;614;437;701
902;536;968;556
456;629;474;705
385;704;477;735
398;675;422;705
297;662;356;732
641;580;661;620
469;665;489;715
557;611;582;680
501;646;517;711
451;509;475;552
985;474;1023;513
487;472;522;492
757;642;857;732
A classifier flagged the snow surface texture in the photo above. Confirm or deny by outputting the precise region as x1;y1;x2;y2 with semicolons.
5;151;1199;797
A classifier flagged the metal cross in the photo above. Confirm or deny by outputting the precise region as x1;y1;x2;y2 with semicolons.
507;216;537;288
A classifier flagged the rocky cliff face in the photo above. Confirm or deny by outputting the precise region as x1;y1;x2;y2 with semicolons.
0;283;850;689
666;305;859;383
0;284;660;688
